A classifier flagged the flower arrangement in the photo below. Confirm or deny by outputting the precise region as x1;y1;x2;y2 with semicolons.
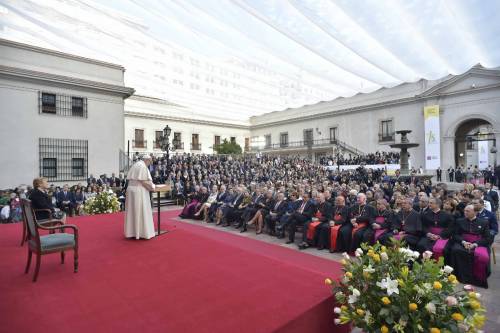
326;241;486;333
83;190;121;215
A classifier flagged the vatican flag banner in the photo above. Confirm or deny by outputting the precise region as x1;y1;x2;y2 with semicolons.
424;105;441;169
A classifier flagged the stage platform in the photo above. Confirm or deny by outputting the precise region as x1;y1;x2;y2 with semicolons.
0;210;347;333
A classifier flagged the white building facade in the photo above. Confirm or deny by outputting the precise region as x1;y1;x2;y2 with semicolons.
0;39;134;188
124;95;250;156
249;65;500;171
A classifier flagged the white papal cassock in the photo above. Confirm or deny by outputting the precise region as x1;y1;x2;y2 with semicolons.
124;160;155;239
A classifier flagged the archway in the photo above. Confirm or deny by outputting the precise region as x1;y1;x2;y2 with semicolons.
454;118;496;168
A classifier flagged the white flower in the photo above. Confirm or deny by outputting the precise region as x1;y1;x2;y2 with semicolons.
476;293;482;299
342;252;350;260
355;248;363;257
425;302;436;314
364;310;372;323
443;265;454;274
380;252;388;261
412;251;420;259
422;251;433;260
334;307;341;314
376;276;399;296
334;319;341;325
348;288;360;304
363;265;375;274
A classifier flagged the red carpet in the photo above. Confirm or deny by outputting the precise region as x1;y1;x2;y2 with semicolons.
0;210;348;333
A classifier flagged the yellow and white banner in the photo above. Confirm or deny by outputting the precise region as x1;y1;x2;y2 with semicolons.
478;139;489;170
424;105;441;169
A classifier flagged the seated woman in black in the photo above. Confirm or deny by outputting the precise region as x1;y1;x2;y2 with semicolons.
29;177;65;222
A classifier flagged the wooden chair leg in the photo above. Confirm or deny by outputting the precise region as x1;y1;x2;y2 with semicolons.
25;250;32;273
20;218;27;246
74;248;79;273
33;253;41;282
61;251;65;264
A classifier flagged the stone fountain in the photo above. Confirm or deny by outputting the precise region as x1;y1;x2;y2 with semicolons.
390;130;434;183
390;130;419;176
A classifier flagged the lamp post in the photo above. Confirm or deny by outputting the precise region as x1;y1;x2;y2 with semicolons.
154;125;175;237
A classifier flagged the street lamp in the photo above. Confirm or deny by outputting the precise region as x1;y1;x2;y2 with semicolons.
159;125;175;182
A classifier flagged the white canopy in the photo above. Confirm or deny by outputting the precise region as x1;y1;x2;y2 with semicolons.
1;0;499;122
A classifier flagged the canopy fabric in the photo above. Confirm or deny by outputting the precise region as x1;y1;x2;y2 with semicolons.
1;0;499;122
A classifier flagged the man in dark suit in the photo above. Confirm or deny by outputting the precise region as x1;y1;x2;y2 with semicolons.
87;174;97;185
264;192;288;235
221;187;244;226
286;192;315;244
436;167;442;182
484;183;499;213
448;167;454;182
56;184;74;217
299;193;333;249
473;198;498;241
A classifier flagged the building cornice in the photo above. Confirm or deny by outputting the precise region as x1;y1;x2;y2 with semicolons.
0;65;135;98
0;38;125;71
124;111;250;130
129;94;187;108
250;82;500;129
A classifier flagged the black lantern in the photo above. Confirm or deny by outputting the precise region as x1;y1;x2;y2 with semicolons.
163;125;171;138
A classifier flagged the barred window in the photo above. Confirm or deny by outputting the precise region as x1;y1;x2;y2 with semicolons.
41;93;56;114
39;92;87;118
42;158;57;178
39;138;88;181
72;97;84;117
72;158;85;177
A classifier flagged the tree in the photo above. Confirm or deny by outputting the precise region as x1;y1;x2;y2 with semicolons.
214;139;242;155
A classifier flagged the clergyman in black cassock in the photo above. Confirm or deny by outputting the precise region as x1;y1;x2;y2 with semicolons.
449;205;491;288
416;198;454;258
300;193;332;249
349;193;377;252
364;199;394;246
316;195;350;251
391;199;423;250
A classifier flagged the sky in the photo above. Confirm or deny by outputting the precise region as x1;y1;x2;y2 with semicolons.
1;0;499;123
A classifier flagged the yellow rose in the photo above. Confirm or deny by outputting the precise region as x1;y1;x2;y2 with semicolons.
430;328;440;333
468;291;477;299
341;305;348;311
363;271;371;279
470;300;481;310
367;250;375;257
401;266;409;278
433;281;442;290
381;325;389;333
473;314;486;328
356;309;365;316
381;246;387;252
452;313;464;321
381;297;391;305
448;274;457;283
345;272;353;279
373;254;381;262
324;278;333;286
341;259;347;265
409;303;418;311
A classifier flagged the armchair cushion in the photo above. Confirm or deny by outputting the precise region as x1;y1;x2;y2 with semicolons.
39;233;75;250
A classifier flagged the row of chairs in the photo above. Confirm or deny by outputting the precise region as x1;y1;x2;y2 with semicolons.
19;199;79;282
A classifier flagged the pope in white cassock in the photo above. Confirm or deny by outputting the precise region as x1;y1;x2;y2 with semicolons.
124;156;159;239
